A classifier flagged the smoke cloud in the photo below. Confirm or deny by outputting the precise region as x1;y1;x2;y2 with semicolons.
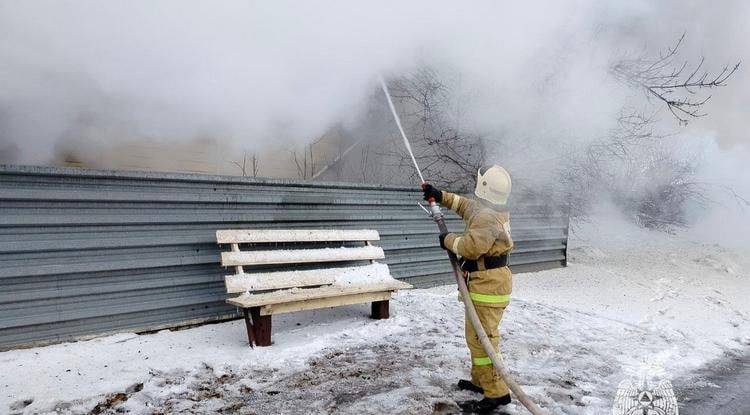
2;1;745;163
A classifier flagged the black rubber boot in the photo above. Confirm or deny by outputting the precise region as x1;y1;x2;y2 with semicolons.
457;379;484;394
458;395;512;414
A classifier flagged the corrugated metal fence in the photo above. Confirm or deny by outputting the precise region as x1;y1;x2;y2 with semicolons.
0;165;568;350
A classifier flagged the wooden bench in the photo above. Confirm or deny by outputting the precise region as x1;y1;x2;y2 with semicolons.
217;229;412;346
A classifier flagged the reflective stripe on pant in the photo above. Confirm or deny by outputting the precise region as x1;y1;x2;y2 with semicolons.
465;304;509;398
469;292;510;304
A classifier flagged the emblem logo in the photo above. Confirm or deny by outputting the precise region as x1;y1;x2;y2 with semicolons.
612;377;678;415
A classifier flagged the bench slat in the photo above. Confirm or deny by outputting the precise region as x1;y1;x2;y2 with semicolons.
225;269;336;292
225;262;396;292
216;229;380;244
226;281;411;308
221;246;385;267
259;292;392;316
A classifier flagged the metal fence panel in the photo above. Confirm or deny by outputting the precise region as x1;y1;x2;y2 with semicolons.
0;165;568;350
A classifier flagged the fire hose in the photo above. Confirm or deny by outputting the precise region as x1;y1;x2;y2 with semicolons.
379;76;546;415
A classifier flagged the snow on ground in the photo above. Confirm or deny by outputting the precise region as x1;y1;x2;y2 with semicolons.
1;215;749;414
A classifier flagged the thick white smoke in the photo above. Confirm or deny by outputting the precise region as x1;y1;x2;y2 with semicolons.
2;1;745;163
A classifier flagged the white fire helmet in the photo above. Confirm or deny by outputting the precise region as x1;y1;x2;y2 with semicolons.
474;165;511;205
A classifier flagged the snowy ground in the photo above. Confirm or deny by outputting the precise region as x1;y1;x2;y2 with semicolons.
2;215;749;414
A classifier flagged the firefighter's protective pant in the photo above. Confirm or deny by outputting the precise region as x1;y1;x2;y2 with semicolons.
465;305;509;398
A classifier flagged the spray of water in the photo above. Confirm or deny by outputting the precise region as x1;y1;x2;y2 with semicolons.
378;76;425;184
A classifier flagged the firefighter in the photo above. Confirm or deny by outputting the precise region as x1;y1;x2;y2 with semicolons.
423;165;514;414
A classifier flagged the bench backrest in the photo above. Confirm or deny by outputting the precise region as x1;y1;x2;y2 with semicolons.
217;229;385;294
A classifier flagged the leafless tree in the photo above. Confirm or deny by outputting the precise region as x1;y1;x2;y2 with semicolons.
622;150;705;230
292;147;310;179
230;151;259;177
383;67;485;191
612;33;741;125
560;103;747;230
359;143;370;182
292;136;324;179
556;34;742;228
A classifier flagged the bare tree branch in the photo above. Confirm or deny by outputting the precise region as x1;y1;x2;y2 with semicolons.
381;68;485;191
612;33;741;124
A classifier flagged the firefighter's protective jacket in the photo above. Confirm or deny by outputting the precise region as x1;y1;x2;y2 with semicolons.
440;191;513;307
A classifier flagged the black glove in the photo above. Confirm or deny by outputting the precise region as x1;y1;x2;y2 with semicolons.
422;183;442;203
438;233;449;250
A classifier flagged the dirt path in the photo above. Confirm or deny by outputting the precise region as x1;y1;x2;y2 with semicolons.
88;337;478;414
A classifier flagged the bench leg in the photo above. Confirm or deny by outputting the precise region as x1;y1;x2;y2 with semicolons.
250;307;273;346
371;300;390;319
242;308;256;347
